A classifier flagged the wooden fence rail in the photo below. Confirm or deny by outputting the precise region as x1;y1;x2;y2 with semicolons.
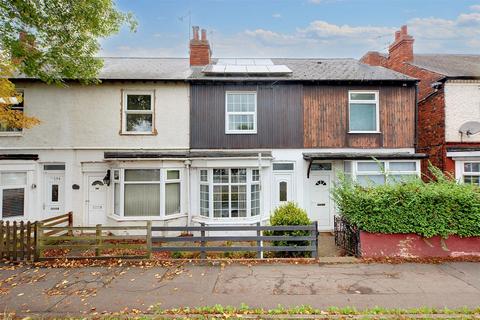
152;222;319;259
36;222;150;261
0;212;73;262
3;213;319;261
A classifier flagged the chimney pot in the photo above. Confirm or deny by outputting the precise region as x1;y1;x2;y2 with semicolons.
201;29;207;41
395;31;401;41
192;26;199;40
401;25;408;35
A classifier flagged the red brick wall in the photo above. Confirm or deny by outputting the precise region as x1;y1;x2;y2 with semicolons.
189;43;211;66
361;26;448;177
417;91;446;178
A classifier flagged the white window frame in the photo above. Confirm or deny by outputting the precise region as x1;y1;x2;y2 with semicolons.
122;90;155;135
348;90;380;134
225;91;257;134
0;90;24;136
350;160;420;185
111;168;183;220
460;161;480;184
0;171;27;219
199;168;261;219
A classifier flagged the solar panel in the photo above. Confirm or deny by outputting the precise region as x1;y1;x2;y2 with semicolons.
216;58;236;65
246;65;269;73
203;58;291;75
225;65;248;73
210;65;225;73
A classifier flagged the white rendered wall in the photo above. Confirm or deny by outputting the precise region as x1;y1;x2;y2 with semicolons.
445;80;480;142
0;81;190;150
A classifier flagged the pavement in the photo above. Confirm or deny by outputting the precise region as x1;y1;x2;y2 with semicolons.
1;262;480;317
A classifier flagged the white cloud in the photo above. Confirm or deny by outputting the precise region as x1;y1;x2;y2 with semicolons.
470;4;480;11
100;5;480;59
298;20;394;38
272;13;282;18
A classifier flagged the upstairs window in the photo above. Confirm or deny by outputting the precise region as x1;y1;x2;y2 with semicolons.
225;92;257;134
122;91;154;134
348;91;379;133
0;91;23;134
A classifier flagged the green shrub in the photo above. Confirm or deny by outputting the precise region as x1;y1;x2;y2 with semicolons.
331;167;480;238
268;202;312;257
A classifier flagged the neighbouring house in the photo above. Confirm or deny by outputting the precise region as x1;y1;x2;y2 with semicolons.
361;25;480;181
0;26;423;231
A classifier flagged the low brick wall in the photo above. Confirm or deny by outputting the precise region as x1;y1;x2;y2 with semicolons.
360;231;480;258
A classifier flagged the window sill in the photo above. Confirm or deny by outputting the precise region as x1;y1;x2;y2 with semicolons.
192;215;267;225
119;132;157;136
107;213;187;222
0;132;23;137
348;131;381;134
225;131;257;135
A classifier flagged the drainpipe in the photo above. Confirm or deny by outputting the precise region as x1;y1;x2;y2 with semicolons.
414;82;419;151
258;152;263;259
184;159;192;226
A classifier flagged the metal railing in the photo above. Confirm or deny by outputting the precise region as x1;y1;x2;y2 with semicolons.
334;215;360;257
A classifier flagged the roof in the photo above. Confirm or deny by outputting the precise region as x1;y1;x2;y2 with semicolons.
303;152;427;160
103;150;272;159
410;54;480;78
12;57;415;82
13;57;193;81
191;58;415;82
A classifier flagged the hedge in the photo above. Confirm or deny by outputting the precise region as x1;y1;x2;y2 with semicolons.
331;167;480;238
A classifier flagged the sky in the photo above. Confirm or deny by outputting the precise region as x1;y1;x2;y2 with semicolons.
100;0;480;59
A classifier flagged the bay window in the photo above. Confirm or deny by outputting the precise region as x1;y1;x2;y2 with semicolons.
112;168;182;218
199;168;261;218
0;172;27;218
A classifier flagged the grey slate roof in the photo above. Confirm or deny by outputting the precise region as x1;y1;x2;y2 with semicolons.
99;57;191;80
12;57;415;82
410;54;480;78
191;58;414;81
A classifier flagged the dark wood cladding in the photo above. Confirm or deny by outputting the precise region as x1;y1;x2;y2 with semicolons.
190;83;304;149
303;85;415;148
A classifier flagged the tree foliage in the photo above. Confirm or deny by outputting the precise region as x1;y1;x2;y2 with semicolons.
0;0;136;129
332;166;480;238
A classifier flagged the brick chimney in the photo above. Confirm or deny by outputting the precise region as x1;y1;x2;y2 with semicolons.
189;26;211;66
388;25;414;64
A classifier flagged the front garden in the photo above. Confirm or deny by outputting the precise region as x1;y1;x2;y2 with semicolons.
332;166;480;258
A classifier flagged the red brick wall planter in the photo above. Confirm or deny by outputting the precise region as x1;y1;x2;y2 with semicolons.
360;231;480;258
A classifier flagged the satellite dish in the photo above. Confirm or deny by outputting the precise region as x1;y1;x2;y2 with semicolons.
459;121;480;136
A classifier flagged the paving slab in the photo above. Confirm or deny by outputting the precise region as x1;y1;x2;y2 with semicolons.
1;262;480;317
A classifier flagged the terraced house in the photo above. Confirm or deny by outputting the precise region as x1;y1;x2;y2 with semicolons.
362;25;480;180
0;27;423;231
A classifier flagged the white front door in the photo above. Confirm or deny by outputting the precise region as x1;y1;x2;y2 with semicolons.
43;172;65;217
309;172;333;229
86;175;107;226
273;172;294;209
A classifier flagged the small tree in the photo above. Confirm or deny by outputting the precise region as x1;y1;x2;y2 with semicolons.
0;0;137;130
268;202;312;257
